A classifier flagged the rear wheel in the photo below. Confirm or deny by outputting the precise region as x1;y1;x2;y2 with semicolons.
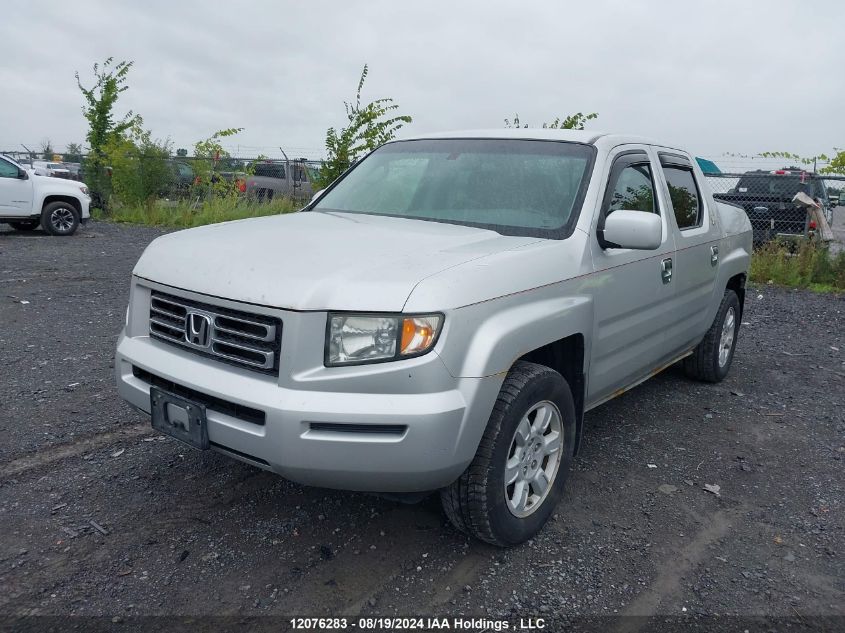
9;220;40;231
683;289;740;382
441;361;576;546
41;202;80;236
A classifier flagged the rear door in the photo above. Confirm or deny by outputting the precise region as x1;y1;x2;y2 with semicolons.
654;151;721;351
586;146;678;406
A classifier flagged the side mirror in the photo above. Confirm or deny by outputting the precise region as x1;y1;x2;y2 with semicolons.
17;168;29;180
602;210;662;250
311;188;325;202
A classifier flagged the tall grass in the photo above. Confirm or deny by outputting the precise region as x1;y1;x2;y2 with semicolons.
93;196;301;229
751;241;845;292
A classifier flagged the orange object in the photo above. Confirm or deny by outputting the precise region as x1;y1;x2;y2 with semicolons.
401;317;435;354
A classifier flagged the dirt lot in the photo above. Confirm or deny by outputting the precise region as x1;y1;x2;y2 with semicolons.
1;221;843;631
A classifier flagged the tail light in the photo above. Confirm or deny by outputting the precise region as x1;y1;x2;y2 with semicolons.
237;179;246;193
809;220;817;230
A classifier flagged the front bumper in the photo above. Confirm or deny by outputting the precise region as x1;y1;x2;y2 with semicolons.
115;328;502;492
80;196;91;220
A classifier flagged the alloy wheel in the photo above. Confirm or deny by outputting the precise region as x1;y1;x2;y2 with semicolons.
504;400;564;518
718;306;736;367
50;207;75;233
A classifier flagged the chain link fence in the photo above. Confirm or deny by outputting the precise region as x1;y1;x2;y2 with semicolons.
0;151;323;207
119;155;322;203
703;169;844;245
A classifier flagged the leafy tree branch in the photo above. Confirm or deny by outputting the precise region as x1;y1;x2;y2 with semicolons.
504;112;599;130
76;57;142;202
316;65;412;190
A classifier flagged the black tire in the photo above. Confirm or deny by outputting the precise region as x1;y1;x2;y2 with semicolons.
41;202;80;236
683;289;741;383
9;220;40;231
441;361;576;546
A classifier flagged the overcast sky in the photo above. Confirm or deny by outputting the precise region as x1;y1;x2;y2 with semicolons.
2;1;842;164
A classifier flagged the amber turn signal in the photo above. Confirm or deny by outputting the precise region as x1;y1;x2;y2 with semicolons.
400;316;442;355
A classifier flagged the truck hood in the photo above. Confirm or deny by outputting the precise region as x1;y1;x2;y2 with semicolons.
133;211;540;311
30;172;89;192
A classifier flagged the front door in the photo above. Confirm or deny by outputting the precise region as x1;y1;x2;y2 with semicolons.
0;156;33;216
586;146;677;407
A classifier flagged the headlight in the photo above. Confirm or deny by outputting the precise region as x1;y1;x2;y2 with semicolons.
79;186;90;196
326;313;442;366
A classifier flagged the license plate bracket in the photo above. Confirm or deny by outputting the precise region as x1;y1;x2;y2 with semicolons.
150;387;209;450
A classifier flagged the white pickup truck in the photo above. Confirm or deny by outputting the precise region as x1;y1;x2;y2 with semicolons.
0;154;91;236
116;130;752;545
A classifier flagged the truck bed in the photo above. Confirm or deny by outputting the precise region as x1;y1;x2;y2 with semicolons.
713;192;808;244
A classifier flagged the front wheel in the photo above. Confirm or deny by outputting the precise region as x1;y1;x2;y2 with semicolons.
441;361;576;546
41;202;80;236
683;289;741;382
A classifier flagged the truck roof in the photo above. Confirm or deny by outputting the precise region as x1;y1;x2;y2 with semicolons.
402;129;667;151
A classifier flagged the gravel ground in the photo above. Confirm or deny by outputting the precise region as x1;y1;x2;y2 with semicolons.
1;221;843;631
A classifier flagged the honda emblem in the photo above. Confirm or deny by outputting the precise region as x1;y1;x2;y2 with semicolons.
186;312;212;347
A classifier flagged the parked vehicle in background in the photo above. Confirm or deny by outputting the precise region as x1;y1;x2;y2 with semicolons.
166;160;195;196
116;130;752;546
62;162;82;181
245;159;312;201
304;162;322;185
713;168;832;244
32;161;72;179
0;154;91;235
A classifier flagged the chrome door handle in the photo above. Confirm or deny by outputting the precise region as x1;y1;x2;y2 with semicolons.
710;245;719;266
661;258;673;284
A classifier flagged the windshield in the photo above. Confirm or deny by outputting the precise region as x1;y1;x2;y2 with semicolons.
313;139;595;237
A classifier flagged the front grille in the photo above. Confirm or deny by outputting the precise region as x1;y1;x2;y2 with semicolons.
149;291;281;375
132;366;266;426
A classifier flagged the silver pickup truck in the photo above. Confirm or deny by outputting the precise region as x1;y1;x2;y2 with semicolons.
115;130;752;546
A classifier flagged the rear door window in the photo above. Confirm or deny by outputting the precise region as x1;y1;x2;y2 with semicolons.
658;154;702;230
663;167;702;229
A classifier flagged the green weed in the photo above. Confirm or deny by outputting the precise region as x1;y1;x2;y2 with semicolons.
750;241;845;292
93;196;301;229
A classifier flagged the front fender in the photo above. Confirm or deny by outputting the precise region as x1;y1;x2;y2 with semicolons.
436;290;593;379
